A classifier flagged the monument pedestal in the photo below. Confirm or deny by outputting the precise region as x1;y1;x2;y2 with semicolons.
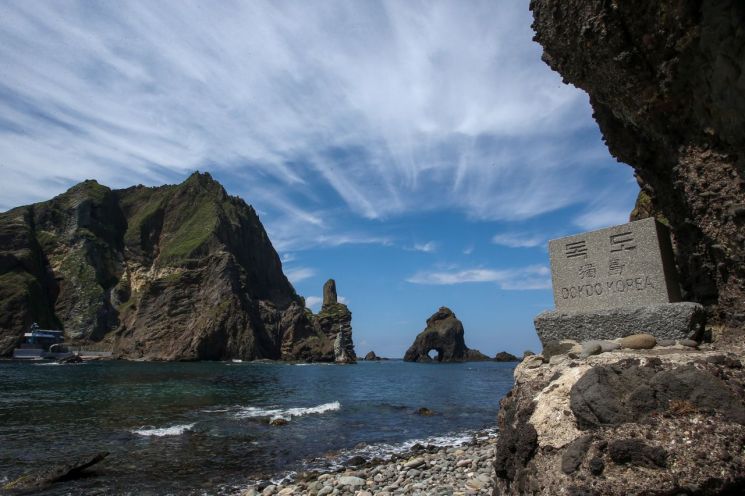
534;302;705;345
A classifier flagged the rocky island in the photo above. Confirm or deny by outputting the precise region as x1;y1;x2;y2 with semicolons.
403;307;490;362
0;172;355;362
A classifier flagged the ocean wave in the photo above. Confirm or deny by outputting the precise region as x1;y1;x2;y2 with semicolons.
132;423;195;437
235;401;341;421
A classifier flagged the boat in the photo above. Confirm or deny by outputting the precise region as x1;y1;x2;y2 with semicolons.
12;323;74;360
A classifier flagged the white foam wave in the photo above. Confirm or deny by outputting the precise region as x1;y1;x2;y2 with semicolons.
303;426;498;472
132;423;195;437
235;401;341;421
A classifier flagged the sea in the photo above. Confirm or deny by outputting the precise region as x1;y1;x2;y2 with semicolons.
0;359;516;495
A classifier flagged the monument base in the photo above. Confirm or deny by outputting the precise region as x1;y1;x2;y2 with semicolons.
534;302;705;346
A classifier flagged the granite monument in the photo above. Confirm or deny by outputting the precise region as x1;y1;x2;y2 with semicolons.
535;218;705;345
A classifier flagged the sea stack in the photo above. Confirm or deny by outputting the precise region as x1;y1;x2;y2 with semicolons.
319;279;356;364
403;307;489;362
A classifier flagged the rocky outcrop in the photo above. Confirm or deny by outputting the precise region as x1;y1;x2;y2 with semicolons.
0;173;353;361
280;279;356;363
529;0;745;329
492;346;745;495
494;351;519;362
403;307;489;362
364;351;380;361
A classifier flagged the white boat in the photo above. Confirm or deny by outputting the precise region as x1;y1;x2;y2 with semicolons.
12;323;73;360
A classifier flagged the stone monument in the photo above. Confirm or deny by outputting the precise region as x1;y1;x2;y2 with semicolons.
535;218;705;345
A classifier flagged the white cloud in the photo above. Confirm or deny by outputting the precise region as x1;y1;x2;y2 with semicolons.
407;241;438;253
491;232;546;248
304;294;347;310
406;265;550;290
285;267;316;284
574;208;631;231
463;246;474;255
0;0;613;229
305;296;322;309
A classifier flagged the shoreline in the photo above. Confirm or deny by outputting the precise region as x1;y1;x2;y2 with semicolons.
243;428;497;496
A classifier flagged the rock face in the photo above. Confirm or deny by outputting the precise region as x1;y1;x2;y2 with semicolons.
530;0;745;328
281;279;356;363
492;348;745;495
403;307;489;362
0;173;353;361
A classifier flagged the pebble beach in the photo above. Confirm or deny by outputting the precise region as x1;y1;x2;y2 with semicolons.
243;432;497;496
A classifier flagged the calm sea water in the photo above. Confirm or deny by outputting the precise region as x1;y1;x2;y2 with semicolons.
0;359;515;495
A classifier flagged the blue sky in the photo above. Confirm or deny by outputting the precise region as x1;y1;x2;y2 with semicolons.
0;1;638;357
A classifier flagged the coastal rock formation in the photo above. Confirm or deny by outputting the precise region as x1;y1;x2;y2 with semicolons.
280;279;356;363
492;347;745;495
403;307;489;362
364;351;380;361
529;0;745;329
494;351;519;362
0;173;354;361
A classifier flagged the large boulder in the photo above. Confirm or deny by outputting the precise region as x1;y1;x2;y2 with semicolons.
403;307;487;362
492;348;745;495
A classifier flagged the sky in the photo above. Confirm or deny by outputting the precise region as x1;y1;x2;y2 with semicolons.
0;0;639;357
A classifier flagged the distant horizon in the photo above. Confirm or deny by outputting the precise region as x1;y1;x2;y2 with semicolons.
0;0;638;357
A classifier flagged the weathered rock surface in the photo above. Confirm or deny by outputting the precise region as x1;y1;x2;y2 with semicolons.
530;0;745;328
363;351;380;361
493;348;745;495
535;302;705;345
403;307;489;362
0;173;354;361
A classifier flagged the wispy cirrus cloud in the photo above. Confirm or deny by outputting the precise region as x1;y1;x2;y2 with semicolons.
491;232;547;248
406;241;438;253
406;265;550;290
0;0;623;234
285;267;316;284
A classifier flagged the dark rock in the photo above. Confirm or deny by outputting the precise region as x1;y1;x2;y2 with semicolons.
561;434;593;474
570;360;745;429
588;456;604;476
415;407;434;416
322;279;337;306
269;418;289;426
493;387;538;485
608;439;667;469
344;456;366;467
494;351;519;362
403;307;486;362
3;452;108;492
363;351;379;361
57;354;83;364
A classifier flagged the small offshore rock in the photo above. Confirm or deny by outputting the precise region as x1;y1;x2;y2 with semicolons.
345;455;366;467
269;418;289;426
618;334;657;350
415;407;434;416
494;351;519;362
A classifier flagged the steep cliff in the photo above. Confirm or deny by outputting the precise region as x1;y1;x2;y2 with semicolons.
0;173;348;361
403;307;490;362
529;0;745;329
